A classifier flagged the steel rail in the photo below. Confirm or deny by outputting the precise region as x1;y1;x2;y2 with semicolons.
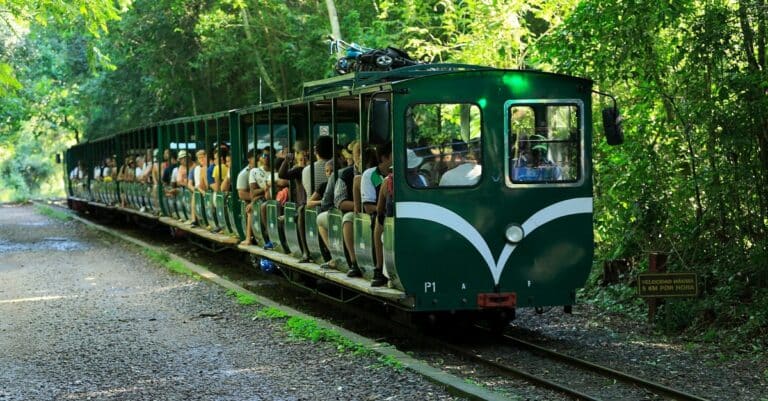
439;340;602;401
496;331;710;401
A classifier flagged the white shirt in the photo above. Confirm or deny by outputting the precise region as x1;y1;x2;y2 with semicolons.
360;166;379;204
301;160;328;195
439;163;482;186
93;167;102;180
248;167;269;189
170;167;179;184
193;165;203;188
236;167;250;191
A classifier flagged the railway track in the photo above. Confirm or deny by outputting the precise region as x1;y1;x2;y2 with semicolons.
436;325;711;401
50;202;714;401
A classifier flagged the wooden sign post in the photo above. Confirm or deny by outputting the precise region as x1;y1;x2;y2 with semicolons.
638;252;698;322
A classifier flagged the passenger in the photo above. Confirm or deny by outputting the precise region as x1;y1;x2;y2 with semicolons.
240;149;268;246
162;151;177;187
92;160;104;182
194;150;209;225
237;150;256;202
150;149;161;185
372;168;394;287
438;139;481;186
405;149;427;187
302;137;332;199
278;147;310;261
105;157;117;181
219;154;232;192
186;150;204;225
307;160;333;209
511;138;562;182
258;149;289;247
314;158;338;266
358;142;392;279
321;141;362;273
134;156;146;182
211;149;229;192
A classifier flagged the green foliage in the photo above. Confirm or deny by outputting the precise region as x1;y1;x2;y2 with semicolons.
143;248;200;279
253;306;289;320
34;204;71;221
225;288;258;305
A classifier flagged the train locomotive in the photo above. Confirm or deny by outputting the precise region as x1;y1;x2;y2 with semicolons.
64;64;623;324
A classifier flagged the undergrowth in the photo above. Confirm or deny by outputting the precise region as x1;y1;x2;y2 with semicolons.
225;289;258;305
34;204;70;221
252;307;403;370
253;306;288;319
143;248;200;279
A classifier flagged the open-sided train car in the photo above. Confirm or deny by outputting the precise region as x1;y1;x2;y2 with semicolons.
64;64;623;324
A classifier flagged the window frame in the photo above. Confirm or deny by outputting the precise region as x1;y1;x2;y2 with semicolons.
404;102;484;190
503;99;585;188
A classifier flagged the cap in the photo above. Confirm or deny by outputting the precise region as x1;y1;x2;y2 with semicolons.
178;150;188;159
532;143;548;152
407;148;423;169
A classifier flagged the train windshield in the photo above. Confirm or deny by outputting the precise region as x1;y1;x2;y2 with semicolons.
506;103;581;185
405;103;482;188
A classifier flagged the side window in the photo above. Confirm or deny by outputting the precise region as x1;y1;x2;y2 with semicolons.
406;103;482;188
508;104;580;185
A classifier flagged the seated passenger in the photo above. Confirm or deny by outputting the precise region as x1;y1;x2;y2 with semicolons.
405;149;428;187
211;149;229;192
236;150;255;244
331;141;363;276
511;143;563;182
162;151;178;187
438;140;481;186
372;169;394;287
314;159;339;267
256;149;289;247
360;143;392;279
241;149;268;246
279;148;310;261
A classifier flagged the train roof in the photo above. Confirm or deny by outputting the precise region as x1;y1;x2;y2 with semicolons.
300;63;592;97
75;64;593;146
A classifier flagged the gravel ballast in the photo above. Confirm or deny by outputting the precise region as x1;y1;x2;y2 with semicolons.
0;204;465;401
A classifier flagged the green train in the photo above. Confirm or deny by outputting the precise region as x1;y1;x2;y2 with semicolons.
64;64;623;323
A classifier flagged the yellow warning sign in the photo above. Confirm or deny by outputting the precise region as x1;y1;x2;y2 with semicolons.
638;273;698;298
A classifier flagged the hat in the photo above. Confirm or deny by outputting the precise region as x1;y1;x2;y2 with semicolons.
406;148;423;169
532;143;548;152
178;150;189;159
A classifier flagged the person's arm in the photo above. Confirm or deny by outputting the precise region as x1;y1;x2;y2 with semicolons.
249;182;265;199
307;191;323;208
352;175;362;214
376;177;390;221
278;158;291;180
212;166;222;192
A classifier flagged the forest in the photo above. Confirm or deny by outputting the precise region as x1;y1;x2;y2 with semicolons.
1;0;766;348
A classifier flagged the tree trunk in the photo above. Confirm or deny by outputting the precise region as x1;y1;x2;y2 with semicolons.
326;0;342;53
240;5;282;101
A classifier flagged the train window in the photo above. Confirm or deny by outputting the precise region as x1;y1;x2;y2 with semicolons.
405;103;482;188
507;104;581;185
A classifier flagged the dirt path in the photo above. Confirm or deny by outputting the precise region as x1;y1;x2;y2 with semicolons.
0;205;461;401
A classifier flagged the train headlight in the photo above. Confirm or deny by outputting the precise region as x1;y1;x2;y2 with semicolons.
505;224;524;243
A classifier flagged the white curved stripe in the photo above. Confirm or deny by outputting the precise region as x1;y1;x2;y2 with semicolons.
520;198;593;237
397;202;497;274
493;197;593;282
396;197;593;285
